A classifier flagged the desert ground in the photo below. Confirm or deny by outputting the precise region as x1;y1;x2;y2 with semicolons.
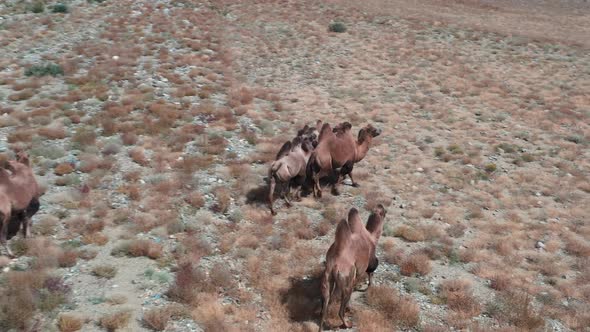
0;0;589;331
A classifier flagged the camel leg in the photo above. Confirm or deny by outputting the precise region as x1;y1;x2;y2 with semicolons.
269;175;277;216
349;171;359;188
313;172;322;198
319;273;335;332
339;280;353;329
331;169;341;196
1;221;14;258
284;185;292;208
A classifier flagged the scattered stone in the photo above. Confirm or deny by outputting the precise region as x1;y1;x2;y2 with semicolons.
535;241;545;250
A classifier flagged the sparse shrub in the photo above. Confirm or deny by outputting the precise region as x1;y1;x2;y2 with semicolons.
54;163;75;176
52;3;69;13
58;250;78;268
487;290;544;329
72;127;96;148
28;2;45;13
484;163;496;173
490;274;511;291
495;143;517;153
329;21;347;33
92;265;117;279
129;147;149;166
142;307;170;331
100;310;131;332
211;187;231;213
185;192;205;208
440;279;480;316
25;63;64;77
394;225;425;242
446;224;466;238
167;262;211;304
400;253;431;276
112;240;163;259
57;314;83;332
366;286;420;327
209;263;234;290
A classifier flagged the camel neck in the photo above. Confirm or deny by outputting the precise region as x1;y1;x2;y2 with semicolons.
354;138;371;163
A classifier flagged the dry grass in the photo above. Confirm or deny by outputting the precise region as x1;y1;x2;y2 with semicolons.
57;314;83;332
440;279;481;317
91;265;117;279
99;310;132;332
366;285;420;328
400;253;432;276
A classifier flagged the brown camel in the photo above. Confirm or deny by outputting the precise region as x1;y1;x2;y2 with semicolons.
308;123;381;197
268;136;315;215
319;205;387;331
0;152;41;257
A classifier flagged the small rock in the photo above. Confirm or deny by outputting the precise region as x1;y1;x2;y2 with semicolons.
417;167;424;172
432;201;440;207
535;241;545;249
0;256;11;268
112;55;119;60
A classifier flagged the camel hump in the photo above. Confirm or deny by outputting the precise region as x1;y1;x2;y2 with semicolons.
334;218;353;245
347;208;364;234
318;123;332;142
275;141;292;160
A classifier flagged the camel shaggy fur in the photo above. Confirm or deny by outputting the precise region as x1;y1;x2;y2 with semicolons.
268;136;315;215
319;205;387;331
0;152;41;257
308;123;381;197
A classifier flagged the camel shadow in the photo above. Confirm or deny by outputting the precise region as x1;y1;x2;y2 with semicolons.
280;274;323;322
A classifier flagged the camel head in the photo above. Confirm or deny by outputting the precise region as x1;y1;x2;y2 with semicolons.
373;203;387;219
301;137;314;154
297;124;319;148
358;124;381;143
16;151;30;166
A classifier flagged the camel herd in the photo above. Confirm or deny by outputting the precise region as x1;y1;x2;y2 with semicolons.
268;121;386;331
0;120;384;331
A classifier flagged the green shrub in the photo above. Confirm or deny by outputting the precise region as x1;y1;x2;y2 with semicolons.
329;22;347;33
52;3;69;13
28;2;45;13
484;163;497;173
25;64;64;77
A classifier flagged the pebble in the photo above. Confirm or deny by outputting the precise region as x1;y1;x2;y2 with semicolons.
535;241;545;249
417;167;424;172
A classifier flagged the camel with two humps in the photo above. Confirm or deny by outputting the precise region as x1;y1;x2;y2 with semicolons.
268;136;315;215
319;205;387;331
0;152;41;257
308;123;381;198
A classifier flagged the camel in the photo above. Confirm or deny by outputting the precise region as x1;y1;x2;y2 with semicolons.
319;205;387;331
308;123;381;197
268;136;315;215
0;152;41;257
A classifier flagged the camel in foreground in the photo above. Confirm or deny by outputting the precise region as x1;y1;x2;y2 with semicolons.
268;136;315;215
0;152;41;257
319;205;387;331
308;123;381;197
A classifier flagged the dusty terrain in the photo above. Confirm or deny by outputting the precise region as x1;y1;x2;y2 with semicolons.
0;0;589;331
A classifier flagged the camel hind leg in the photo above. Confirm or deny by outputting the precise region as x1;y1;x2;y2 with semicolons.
337;272;355;329
269;174;277;215
22;198;40;238
318;271;336;332
0;215;14;258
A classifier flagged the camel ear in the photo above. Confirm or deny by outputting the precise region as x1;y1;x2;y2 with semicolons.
316;120;323;131
358;128;367;143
